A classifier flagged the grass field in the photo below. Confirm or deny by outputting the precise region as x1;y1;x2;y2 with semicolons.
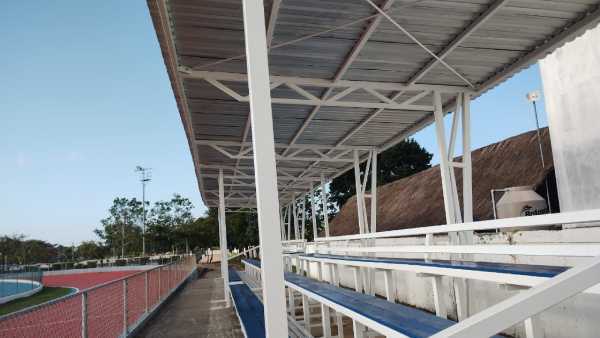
0;287;74;316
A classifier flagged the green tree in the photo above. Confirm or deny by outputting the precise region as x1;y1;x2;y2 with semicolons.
329;139;432;210
146;194;195;253
0;235;60;265
94;197;144;257
77;241;107;260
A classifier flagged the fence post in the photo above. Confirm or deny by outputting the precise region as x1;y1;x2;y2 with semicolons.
144;270;149;313
81;291;88;338
123;279;128;336
158;266;161;300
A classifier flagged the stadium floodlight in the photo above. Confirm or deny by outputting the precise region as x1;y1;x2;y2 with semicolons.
135;166;152;256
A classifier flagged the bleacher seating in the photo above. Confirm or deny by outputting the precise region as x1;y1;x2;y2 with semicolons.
303;253;568;278
241;258;506;338
228;268;266;338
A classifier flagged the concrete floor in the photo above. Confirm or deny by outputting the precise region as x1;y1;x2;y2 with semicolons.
136;266;243;338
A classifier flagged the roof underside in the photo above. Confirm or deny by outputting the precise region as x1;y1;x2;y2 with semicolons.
148;0;600;208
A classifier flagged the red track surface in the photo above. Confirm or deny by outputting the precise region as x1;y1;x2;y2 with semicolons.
43;270;138;290
0;264;190;338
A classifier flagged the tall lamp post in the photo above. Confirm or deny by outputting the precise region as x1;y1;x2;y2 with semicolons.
526;91;552;213
135;166;152;256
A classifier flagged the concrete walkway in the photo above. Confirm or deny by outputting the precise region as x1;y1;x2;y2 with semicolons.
136;266;243;338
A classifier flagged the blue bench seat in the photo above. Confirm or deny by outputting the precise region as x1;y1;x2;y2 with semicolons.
241;259;504;337
228;269;266;338
304;253;568;278
285;272;504;338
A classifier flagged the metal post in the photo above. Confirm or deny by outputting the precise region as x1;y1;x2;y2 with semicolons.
158;266;161;300
321;304;332;338
353;150;365;234
462;93;473;223
144;271;149;313
310;186;318;241
433;91;456;224
81;291;88;338
531;99;552;213
292;194;298;240
286;204;292;241
370;149;377;233
242;0;289;335
320;174;330;237
302;295;311;332
300;197;306;240
218;170;230;307
123;279;128;336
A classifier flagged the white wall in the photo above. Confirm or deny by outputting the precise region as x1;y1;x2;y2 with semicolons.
539;24;600;224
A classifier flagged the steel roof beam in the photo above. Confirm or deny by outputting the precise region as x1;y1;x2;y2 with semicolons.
280;0;396;156
406;0;508;86
363;0;474;88
180;68;471;93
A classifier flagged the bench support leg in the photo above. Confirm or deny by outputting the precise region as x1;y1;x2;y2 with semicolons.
525;316;542;338
432;276;447;318
352;267;363;293
453;278;469;321
302;295;311;334
383;270;395;302
352;320;365;338
321;304;332;338
288;288;295;316
318;262;324;281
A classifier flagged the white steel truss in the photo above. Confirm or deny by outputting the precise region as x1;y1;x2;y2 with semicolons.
195;139;374;163
180;68;471;111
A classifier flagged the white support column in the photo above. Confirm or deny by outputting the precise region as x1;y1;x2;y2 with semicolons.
280;207;286;241
461;93;474;224
311;186;318;241
321;174;330;237
242;0;288;336
218;170;230;307
353;150;365;234
433;91;456;225
292;194;299;240
370;149;378;233
301;196;306;240
287;204;292;241
455;92;473;321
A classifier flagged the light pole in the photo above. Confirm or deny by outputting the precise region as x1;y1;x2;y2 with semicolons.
526;91;552;213
135;166;152;256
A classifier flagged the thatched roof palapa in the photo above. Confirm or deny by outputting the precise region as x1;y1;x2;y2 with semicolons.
330;128;554;236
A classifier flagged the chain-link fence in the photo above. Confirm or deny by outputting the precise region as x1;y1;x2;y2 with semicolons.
0;267;43;298
0;255;196;338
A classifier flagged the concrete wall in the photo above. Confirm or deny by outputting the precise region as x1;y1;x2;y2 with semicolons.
303;227;600;338
539;24;600;222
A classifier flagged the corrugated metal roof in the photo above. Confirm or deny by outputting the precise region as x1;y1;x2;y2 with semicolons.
147;0;600;208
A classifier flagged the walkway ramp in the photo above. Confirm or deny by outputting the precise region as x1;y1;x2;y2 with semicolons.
135;268;243;338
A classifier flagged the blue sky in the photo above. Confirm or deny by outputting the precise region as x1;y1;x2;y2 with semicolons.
0;1;547;245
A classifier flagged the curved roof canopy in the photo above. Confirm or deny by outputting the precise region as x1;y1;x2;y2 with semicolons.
148;0;600;208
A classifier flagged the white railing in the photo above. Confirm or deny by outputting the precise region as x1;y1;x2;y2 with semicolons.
294;209;600;337
314;208;600;242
